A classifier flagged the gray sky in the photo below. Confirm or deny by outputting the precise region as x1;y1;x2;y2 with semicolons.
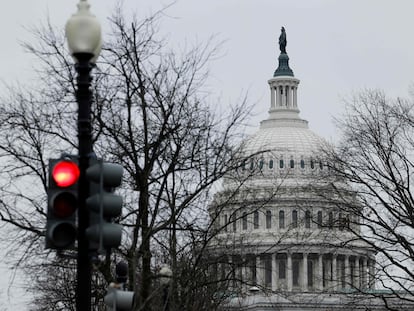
1;0;414;308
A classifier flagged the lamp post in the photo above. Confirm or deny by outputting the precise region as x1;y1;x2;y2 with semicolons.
66;1;102;310
159;265;173;311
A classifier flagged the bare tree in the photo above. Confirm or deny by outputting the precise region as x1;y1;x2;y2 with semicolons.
322;89;414;308
0;6;253;311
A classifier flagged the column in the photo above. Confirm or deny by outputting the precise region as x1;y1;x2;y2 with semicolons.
362;257;367;289
318;253;323;290
272;253;278;290
354;257;360;289
287;85;291;108
287;252;293;291
256;255;262;287
332;255;337;291
228;255;234;289
369;259;376;289
242;257;248;291
281;85;285;107
270;86;275;108
293;86;297;107
344;255;350;289
217;261;222;283
302;253;308;291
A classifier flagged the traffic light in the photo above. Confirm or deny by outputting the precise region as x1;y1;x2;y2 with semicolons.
86;158;124;251
104;286;136;311
104;261;136;311
46;156;80;249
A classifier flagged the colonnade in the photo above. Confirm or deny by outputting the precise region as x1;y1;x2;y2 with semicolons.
221;252;376;292
269;82;299;109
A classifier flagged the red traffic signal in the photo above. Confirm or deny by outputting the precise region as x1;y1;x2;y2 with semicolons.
46;157;79;250
52;160;80;188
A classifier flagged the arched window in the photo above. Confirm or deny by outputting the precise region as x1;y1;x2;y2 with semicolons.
305;210;311;228
242;212;248;230
241;160;246;171
254;211;259;229
250;159;254;170
292;210;298;228
319;161;323;170
310;159;315;169
300;159;305;169
317;211;323;228
259;159;264;170
279;210;285;229
280;159;284;169
290;159;295;168
266;211;272;229
269;159;274;169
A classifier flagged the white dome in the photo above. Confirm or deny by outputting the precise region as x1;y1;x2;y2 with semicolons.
243;126;324;157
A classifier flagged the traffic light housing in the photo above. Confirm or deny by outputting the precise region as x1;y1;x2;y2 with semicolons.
86;158;124;251
104;261;136;311
104;286;136;311
46;156;80;249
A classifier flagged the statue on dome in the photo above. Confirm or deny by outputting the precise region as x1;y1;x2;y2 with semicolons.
279;26;287;54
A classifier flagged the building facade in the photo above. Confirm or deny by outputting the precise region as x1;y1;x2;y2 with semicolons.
209;34;412;310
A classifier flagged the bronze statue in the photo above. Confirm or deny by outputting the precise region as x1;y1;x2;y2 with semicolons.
279;26;287;53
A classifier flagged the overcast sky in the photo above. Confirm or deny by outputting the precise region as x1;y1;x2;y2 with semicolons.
1;0;414;308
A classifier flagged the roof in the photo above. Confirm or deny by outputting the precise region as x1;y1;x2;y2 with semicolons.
242;126;324;157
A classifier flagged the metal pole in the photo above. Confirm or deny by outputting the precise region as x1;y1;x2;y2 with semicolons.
75;53;94;311
163;285;170;311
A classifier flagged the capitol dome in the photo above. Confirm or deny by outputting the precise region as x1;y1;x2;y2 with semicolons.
226;61;328;187
209;31;376;309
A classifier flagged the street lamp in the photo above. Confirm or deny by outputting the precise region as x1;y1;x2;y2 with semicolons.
65;1;102;310
66;0;102;63
160;265;173;311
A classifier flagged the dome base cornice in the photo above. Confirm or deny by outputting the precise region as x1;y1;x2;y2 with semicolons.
260;117;308;129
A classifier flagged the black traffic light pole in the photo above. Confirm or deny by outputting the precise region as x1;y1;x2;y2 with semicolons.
75;52;94;311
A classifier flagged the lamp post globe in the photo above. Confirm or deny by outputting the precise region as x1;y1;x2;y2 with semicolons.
65;0;102;63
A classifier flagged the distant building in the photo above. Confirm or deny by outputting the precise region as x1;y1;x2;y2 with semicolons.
209;34;413;310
